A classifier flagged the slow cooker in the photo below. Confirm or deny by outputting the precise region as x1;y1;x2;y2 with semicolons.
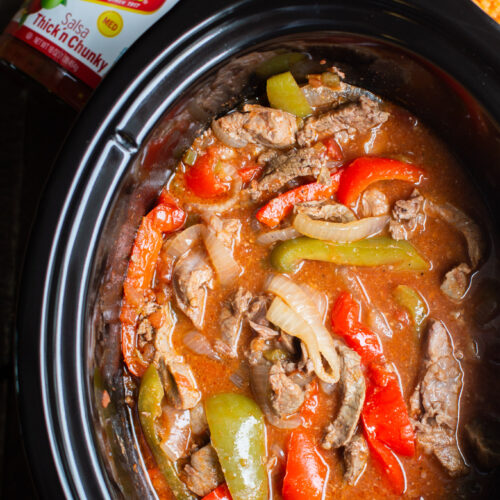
16;0;500;498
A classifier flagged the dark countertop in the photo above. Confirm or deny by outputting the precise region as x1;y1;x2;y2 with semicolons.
0;1;78;497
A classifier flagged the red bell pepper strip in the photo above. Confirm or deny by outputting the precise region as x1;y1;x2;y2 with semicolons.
282;430;329;500
238;163;264;183
336;157;427;206
363;425;406;496
202;484;233;500
331;292;383;365
185;149;231;198
299;379;320;428
256;169;343;227
331;291;415;492
120;190;185;377
322;137;343;161
362;364;416;457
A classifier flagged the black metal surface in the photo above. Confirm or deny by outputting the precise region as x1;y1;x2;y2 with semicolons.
15;0;500;499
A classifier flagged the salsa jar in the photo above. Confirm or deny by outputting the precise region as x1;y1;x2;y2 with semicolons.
0;0;179;109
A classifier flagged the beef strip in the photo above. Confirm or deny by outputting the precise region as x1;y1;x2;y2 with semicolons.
322;345;365;449
359;187;389;217
295;200;356;222
441;263;472;300
215;287;253;357
246;296;280;366
424;201;484;300
297;96;389;147
424;201;484;268
247;295;279;341
184;445;224;497
316;163;333;186
465;415;500;470
297;342;315;376
301;83;346;109
343;432;369;485
137;317;154;349
211;104;297;149
301;71;380;111
206;215;241;248
389;189;426;240
257;149;279;165
254;146;327;194
172;248;214;329
410;320;467;476
153;305;201;410
190;402;209;436
269;360;305;417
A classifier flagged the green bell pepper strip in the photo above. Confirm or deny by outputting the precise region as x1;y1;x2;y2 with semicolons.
256;52;306;79
205;393;268;500
270;236;429;273
393;285;428;335
266;71;312;118
138;364;196;500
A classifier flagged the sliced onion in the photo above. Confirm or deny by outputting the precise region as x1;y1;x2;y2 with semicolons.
250;360;301;429
319;380;336;395
266;274;340;383
270;442;285;462
189;402;208;435
336;267;392;338
183;330;221;361
366;308;393;339
229;364;248;388
188;176;243;214
267;296;336;384
294;213;390;242
299;283;328;322
166;224;202;258
202;226;240;286
159;407;191;461
256;227;301;246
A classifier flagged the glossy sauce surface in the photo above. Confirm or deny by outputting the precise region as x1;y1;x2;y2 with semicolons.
137;101;500;499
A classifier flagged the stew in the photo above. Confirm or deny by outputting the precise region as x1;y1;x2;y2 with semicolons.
118;56;500;499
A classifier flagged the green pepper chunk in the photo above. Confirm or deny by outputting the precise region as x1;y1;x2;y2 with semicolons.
263;348;289;362
183;148;197;166
266;71;312;118
205;393;268;500
271;236;429;273
138;364;196;500
393;284;428;335
256;52;307;79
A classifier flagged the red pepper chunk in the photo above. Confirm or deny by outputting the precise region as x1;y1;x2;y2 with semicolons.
322;136;343;161
256;169;343;227
282;430;329;500
185;150;231;198
202;484;232;500
331;292;383;365
362;365;416;457
299;379;320;428
237;163;264;183
363;425;406;496
120;190;185;377
336;157;427;206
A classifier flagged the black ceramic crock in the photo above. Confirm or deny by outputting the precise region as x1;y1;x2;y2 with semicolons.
16;0;500;498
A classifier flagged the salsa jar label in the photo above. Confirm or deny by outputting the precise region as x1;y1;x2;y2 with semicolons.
6;0;179;88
